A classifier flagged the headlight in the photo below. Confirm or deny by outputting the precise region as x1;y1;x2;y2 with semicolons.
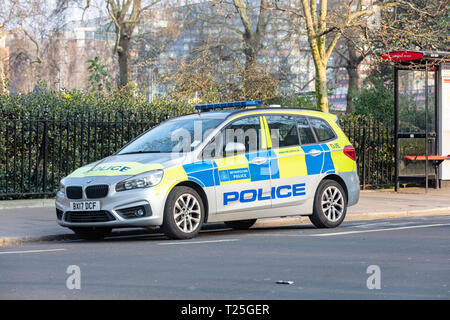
59;182;65;194
115;170;164;192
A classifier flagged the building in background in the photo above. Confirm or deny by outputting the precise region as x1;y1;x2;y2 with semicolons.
4;0;370;112
0;33;10;93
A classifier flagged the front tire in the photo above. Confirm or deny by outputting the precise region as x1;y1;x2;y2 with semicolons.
161;186;205;239
309;179;347;228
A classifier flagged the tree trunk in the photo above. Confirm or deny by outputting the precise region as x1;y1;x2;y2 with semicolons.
243;44;257;92
244;46;257;73
0;57;7;93
345;38;362;113
233;0;268;98
117;35;131;87
315;62;329;113
346;63;359;113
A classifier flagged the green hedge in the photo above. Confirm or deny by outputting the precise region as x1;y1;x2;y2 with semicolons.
0;87;198;198
0;86;195;118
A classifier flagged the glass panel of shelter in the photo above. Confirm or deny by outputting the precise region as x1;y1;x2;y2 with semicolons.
398;69;436;179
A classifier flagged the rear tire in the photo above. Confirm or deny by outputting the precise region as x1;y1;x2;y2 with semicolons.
71;227;112;240
309;179;347;228
224;219;257;230
161;186;205;239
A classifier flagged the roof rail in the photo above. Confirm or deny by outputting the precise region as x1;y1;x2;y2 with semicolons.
195;100;262;112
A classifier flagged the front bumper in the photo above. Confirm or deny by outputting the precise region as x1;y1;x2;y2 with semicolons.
56;186;167;229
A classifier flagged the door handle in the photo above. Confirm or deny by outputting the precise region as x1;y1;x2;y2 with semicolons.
308;149;322;157
250;157;268;165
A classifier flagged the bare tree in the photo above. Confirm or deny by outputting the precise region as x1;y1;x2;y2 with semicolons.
333;34;370;113
185;0;275;95
128;5;182;97
53;0;163;88
339;0;449;112
0;0;44;93
275;0;398;112
231;0;270;72
364;0;449;59
105;0;161;87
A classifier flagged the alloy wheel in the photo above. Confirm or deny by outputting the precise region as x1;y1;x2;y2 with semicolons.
173;193;202;233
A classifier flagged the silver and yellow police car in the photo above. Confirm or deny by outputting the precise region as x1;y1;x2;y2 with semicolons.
56;100;359;240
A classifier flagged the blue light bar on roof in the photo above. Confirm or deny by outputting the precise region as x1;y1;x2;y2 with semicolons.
195;100;262;111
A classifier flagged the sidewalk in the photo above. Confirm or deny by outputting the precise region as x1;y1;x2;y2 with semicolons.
1;188;449;244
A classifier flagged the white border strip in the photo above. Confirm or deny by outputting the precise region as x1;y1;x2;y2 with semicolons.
309;223;450;237
0;248;66;255
158;239;240;246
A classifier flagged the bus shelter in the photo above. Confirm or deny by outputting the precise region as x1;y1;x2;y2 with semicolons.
381;51;450;192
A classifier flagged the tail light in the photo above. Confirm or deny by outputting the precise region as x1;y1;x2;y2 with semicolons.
343;145;356;161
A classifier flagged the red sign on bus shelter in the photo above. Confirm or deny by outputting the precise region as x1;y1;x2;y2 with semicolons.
381;51;424;62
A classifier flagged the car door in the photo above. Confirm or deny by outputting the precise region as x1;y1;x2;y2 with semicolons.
264;114;310;208
204;115;273;215
308;117;337;175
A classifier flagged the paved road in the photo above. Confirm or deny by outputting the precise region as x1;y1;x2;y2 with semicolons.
0;215;449;300
3;187;450;240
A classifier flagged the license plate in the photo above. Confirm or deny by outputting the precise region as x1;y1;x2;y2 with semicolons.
70;201;101;211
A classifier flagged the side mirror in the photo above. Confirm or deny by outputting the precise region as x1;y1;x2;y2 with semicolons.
224;142;246;156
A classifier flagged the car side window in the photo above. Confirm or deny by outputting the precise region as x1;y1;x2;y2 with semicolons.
295;116;316;145
309;118;336;142
225;116;261;154
265;115;299;148
202;116;261;158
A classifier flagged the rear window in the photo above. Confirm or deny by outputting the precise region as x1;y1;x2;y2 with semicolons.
309;118;336;142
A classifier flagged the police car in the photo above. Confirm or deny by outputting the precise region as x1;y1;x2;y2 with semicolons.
56;101;359;240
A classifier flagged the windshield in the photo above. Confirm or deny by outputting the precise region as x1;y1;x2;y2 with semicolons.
118;117;224;154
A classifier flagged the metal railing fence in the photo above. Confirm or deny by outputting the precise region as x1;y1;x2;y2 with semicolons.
0;111;394;199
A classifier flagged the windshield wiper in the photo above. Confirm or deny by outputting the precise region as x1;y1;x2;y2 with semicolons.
119;150;163;155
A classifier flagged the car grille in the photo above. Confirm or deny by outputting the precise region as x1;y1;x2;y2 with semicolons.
65;211;115;223
85;185;109;199
66;186;83;199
